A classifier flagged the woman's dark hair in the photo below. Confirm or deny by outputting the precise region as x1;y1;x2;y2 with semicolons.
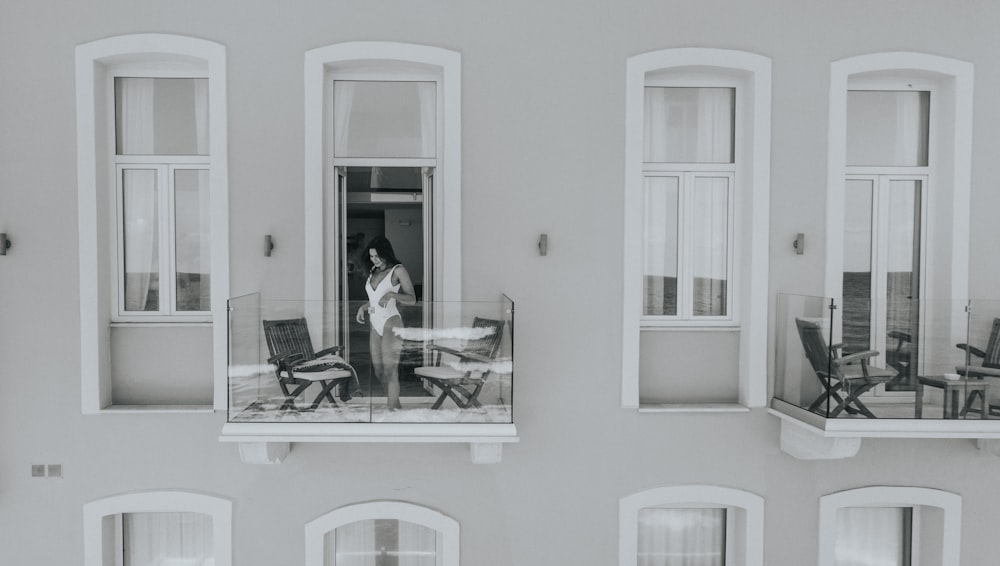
362;236;402;272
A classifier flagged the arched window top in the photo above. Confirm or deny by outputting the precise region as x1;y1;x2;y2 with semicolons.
76;33;224;67
820;485;961;512
305;501;460;566
619;485;764;566
832;51;973;80
305;41;459;71
620;484;764;514
627;47;771;76
83;491;232;566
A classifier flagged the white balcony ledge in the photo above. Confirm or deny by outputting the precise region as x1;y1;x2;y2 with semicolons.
769;399;1000;459
638;403;751;414
219;422;519;464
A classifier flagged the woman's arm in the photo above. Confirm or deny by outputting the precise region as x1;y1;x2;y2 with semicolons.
384;265;417;306
355;301;369;324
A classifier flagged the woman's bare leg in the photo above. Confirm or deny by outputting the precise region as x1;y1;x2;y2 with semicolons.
380;317;404;410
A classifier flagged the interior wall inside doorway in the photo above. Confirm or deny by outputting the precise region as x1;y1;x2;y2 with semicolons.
346;208;424;301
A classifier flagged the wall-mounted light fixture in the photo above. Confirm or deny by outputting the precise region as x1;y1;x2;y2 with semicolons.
538;233;548;256
0;233;11;256
793;233;805;255
264;234;275;257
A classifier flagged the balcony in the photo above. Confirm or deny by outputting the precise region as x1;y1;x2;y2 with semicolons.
771;293;1000;459
219;293;517;463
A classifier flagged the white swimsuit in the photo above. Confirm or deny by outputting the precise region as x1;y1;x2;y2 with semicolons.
366;265;401;336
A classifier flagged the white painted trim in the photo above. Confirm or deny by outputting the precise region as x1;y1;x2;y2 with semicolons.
83;490;232;566
304;42;462;314
824;52;973;304
619;485;765;566
622;48;771;409
305;501;460;566
76;34;230;412
818;486;961;566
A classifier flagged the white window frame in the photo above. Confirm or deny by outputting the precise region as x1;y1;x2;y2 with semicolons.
305;501;459;566
76;34;230;412
622;48;771;409
825;53;973;340
114;163;212;321
304;42;462;318
619;485;764;566
83;491;232;566
818;486;961;566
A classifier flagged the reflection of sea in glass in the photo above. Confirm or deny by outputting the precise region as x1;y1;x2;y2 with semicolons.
643;176;679;316
842;179;873;353
123;169;159;311
692;176;729;317
175;169;211;312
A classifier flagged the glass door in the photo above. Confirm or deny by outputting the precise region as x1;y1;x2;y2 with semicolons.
842;175;923;391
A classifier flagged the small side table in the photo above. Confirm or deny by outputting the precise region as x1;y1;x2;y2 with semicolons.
915;375;989;419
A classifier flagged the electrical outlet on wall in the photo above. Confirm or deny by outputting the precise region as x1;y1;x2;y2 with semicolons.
47;464;62;478
31;464;45;477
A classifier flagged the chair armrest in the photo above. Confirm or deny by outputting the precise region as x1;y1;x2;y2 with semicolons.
428;344;492;364
888;330;912;342
956;365;1000;378
267;352;304;366
315;346;344;357
956;343;986;359
834;349;880;366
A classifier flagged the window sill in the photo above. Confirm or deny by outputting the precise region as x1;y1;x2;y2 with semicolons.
638;403;750;414
97;404;215;414
640;323;740;332
110;320;212;328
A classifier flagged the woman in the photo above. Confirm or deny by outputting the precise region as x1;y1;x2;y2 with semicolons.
355;236;417;410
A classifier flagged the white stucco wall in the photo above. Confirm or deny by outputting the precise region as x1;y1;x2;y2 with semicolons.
2;1;1000;565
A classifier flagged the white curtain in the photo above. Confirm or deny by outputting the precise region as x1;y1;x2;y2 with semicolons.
834;507;907;566
334;81;357;159
643;87;733;163
329;521;376;566
123;169;158;311
123;512;214;566
637;508;725;566
398;520;436;566
118;78;155;154
193;79;210;155
417;82;436;158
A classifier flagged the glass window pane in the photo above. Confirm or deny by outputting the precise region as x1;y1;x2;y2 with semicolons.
643;176;679;316
835;507;910;566
644;87;734;163
843;179;874;352
122;169;159;312
334;81;436;159
175;169;211;312
325;519;438;566
115;78;209;156
691;177;729;317
885;180;921;388
638;507;725;566
123;511;213;566
846;91;929;166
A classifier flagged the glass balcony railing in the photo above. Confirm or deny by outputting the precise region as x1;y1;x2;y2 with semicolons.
775;293;1000;421
228;293;514;425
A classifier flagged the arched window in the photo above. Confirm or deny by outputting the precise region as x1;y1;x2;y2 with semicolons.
622;48;771;410
619;485;764;566
76;34;230;412
303;42;462;321
818;486;961;566
825;53;973;395
305;501;460;566
83;491;232;566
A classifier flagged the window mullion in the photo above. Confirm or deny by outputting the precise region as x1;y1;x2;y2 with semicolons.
679;172;694;319
872;175;891;356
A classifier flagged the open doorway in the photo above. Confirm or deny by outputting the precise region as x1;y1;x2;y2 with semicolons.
339;166;433;399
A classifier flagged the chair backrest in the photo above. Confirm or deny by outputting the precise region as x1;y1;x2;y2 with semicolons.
466;317;504;360
984;318;1000;369
262;318;318;362
795;318;839;379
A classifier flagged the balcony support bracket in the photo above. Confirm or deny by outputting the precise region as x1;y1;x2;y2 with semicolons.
237;441;291;464
470;442;503;464
975;438;1000;457
780;420;861;460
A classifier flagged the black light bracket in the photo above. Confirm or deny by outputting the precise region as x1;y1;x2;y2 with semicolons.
0;233;11;256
